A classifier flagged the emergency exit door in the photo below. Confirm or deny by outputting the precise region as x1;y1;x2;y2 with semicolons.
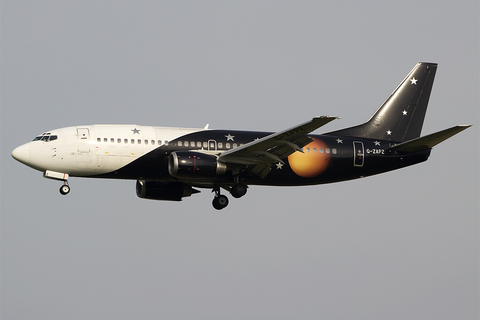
353;141;364;167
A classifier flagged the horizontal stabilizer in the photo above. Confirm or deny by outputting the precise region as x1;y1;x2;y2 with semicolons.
390;125;471;152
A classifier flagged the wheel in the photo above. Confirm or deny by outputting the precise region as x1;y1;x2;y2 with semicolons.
212;195;229;210
60;184;70;195
231;183;247;198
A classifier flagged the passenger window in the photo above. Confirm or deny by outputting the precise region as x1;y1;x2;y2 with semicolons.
319;148;323;153
218;142;223;149
203;142;208;148
110;138;114;143
306;147;310;152
184;141;189;147
332;148;337;154
97;138;101;142
124;139;128;144
165;141;169;146
197;142;202;148
326;148;330;154
157;140;161;145
138;139;141;144
104;138;108;142
118;138;121;143
233;143;237;148
145;140;148;145
226;143;231;149
152;140;156;145
313;148;317;153
131;139;135;144
178;141;182;147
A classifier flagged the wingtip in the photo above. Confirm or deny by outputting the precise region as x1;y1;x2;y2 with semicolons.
314;116;341;119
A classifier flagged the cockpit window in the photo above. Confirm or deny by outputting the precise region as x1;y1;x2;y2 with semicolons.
33;133;58;142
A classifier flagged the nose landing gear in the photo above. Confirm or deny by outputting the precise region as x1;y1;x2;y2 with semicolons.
59;181;70;195
43;170;71;196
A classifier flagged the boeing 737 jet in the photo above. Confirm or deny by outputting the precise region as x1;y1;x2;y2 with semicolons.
12;63;470;209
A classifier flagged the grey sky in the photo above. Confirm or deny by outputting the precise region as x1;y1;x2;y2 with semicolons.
2;1;478;319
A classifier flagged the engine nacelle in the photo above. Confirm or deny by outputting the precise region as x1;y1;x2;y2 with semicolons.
136;180;198;201
168;151;227;179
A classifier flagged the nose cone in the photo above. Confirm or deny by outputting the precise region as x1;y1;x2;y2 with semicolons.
12;143;31;165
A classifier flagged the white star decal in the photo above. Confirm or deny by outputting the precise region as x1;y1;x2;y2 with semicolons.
410;77;418;85
225;134;235;141
374;141;381;146
336;138;343;144
402;110;408;116
132;128;141;134
386;130;392;135
276;162;284;169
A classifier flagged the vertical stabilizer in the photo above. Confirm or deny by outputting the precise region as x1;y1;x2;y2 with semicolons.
326;62;437;142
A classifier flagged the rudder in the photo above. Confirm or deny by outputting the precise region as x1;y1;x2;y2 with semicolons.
326;62;437;142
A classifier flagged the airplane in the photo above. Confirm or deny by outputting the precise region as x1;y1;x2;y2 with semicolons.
12;62;471;210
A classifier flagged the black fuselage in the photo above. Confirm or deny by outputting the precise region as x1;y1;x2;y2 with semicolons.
96;129;431;188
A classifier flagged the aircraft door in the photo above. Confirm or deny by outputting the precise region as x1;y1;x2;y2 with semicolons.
353;141;364;167
208;139;217;151
77;128;90;153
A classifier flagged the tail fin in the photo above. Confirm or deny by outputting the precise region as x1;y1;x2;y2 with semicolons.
326;62;437;142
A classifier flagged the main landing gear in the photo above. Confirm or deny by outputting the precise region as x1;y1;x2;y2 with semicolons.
212;193;229;210
211;183;248;210
230;183;247;198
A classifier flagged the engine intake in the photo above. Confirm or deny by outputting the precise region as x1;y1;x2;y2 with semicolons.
136;180;199;201
168;151;227;179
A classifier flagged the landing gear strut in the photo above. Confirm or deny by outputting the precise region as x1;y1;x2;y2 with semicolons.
59;181;70;195
212;186;229;210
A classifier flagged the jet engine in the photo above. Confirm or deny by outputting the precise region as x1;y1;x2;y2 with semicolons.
136;180;199;201
168;151;227;179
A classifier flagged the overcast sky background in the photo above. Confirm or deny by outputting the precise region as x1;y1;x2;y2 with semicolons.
1;1;479;319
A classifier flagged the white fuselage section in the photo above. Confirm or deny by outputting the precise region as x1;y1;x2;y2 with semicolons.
12;125;204;177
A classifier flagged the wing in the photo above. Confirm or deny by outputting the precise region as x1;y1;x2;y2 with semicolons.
218;116;339;178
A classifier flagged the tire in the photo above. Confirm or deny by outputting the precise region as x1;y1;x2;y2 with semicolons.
212;195;229;210
60;185;70;195
231;183;247;198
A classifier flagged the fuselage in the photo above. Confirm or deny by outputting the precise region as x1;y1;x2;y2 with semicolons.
12;124;431;188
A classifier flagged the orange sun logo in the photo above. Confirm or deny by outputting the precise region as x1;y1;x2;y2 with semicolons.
288;138;330;178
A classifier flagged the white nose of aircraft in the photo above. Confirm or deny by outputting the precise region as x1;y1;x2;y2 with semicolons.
12;143;31;166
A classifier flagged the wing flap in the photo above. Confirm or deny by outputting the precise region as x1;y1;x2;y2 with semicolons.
218;116;339;175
